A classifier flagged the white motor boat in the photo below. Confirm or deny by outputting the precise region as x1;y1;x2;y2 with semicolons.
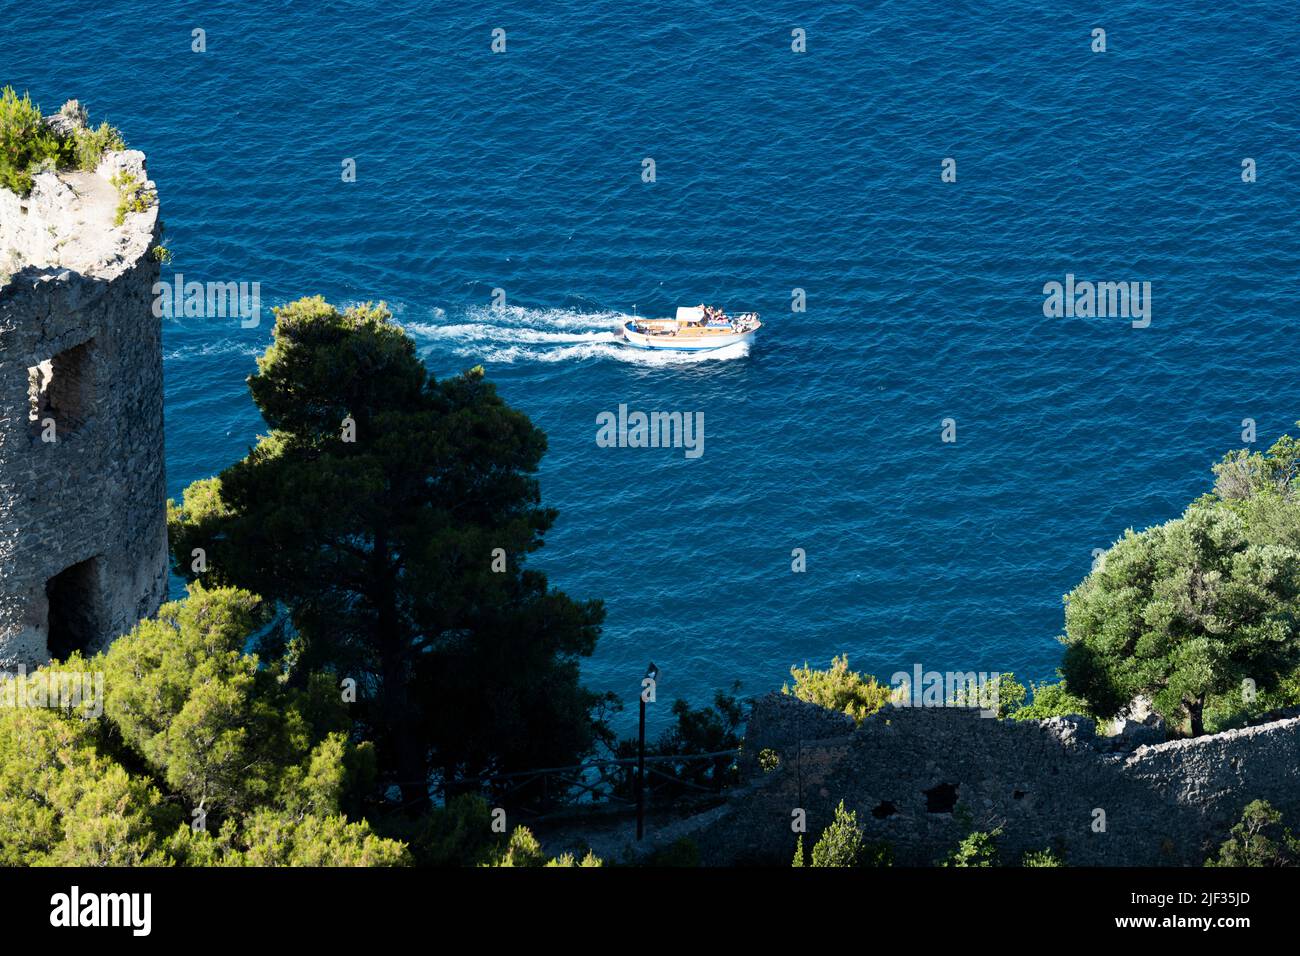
618;306;761;351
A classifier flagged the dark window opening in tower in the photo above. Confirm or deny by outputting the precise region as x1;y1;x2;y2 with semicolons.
27;339;93;436
45;557;105;661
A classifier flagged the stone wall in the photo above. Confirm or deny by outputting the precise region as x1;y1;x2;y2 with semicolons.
0;117;166;669
681;693;1300;866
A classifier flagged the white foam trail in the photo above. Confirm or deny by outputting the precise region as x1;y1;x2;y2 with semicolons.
456;303;626;331
407;323;617;346
468;340;750;365
164;340;263;361
406;304;751;365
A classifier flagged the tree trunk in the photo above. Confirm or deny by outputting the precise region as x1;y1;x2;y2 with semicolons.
1186;696;1206;737
373;528;429;814
382;650;428;813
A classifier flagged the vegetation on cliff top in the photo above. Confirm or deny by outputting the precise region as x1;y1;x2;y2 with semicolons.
0;87;125;196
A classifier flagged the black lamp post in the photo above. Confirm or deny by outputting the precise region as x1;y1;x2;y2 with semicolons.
637;661;658;841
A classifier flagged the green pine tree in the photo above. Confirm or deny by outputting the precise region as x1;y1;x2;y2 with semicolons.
168;297;607;809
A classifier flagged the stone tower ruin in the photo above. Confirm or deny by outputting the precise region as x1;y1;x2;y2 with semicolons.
0;103;167;669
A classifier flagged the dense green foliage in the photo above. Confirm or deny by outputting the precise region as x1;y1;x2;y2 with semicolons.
168;297;607;808
941;828;1001;867
1206;800;1300;867
938;834;1062;867
809;801;862;867
389;794;500;866
985;672;1027;716
0;87;64;195
0;297;626;866
1061;431;1300;735
1204;664;1300;733
1009;676;1095;721
98;585;374;818
784;657;1096;725
69;118;124;173
784;655;894;724
949;671;1028;716
792;800;892;867
0;586;407;866
0;88;124;196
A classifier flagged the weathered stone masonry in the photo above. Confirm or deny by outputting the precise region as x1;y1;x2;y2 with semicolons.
0;117;166;669
679;693;1300;866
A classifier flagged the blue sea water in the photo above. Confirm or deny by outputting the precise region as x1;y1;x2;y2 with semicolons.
6;0;1298;733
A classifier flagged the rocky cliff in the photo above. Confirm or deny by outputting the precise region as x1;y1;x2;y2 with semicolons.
0;104;166;669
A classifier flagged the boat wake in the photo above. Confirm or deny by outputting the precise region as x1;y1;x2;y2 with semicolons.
405;304;751;365
163;339;265;362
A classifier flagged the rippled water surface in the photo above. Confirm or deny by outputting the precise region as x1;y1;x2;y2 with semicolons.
6;0;1298;730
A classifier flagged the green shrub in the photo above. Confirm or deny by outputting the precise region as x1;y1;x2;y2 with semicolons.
111;170;154;225
71;121;124;171
784;655;893;724
1206;800;1300;867
1011;678;1094;721
391;794;501;867
941;828;1001;867
545;849;602;867
794;800;892;867
1022;847;1064;867
811;801;863;866
0;87;67;195
951;671;1028;716
988;672;1027;716
0;88;126;197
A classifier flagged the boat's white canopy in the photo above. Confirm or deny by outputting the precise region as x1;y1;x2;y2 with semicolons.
676;306;704;322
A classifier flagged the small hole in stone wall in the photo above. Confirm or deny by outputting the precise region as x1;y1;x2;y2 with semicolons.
923;782;958;813
1013;789;1027;800
871;800;897;819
